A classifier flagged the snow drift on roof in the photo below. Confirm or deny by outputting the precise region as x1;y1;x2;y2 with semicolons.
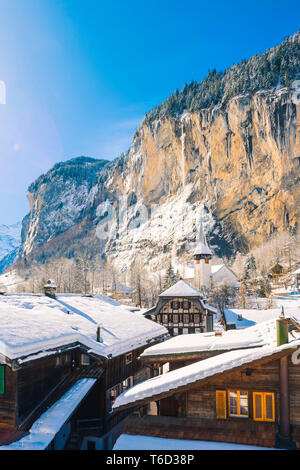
113;337;300;410
0;294;167;360
159;280;203;298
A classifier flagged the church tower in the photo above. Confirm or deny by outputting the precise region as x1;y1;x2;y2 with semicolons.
193;222;212;290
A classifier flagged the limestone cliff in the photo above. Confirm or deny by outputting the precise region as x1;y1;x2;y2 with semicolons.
16;34;300;272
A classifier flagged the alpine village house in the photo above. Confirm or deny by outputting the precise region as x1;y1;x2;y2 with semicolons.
0;282;167;450
113;313;300;449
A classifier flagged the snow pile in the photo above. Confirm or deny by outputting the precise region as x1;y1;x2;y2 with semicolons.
0;379;96;450
113;434;276;450
113;337;300;410
0;294;167;360
225;303;300;329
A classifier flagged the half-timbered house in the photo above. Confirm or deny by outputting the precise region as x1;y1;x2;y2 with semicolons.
143;280;216;336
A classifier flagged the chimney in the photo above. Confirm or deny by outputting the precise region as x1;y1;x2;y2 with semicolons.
276;306;289;346
96;324;101;343
44;279;57;299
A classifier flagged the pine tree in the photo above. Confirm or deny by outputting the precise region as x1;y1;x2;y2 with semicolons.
163;263;177;290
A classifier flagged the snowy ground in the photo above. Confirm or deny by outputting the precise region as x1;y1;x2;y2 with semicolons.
113;434;276;450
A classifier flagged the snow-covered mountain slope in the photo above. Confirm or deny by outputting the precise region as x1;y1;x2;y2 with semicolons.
0;223;21;259
10;33;300;272
0;223;21;273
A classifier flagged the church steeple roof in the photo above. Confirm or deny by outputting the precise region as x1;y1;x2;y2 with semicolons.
194;221;212;257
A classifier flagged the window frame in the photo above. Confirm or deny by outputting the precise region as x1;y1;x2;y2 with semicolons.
81;353;91;365
125;352;133;365
228;390;249;418
253;392;275;422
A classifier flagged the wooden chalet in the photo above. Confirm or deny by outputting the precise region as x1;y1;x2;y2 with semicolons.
113;315;300;449
144;280;216;336
0;288;167;450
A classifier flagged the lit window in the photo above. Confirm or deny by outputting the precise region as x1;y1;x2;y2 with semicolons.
162;314;168;324
228;390;248;417
253;392;275;422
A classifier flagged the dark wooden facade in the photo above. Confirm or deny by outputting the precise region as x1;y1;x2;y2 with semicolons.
120;347;300;449
0;340;158;448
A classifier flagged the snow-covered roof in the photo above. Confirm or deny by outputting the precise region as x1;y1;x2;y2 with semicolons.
0;378;96;450
211;264;224;274
113;336;300;411
113;434;276;450
224;306;300;329
159;280;203;298
140;318;285;357
141;314;300;358
0;293;167;361
194;240;212;256
44;279;57;288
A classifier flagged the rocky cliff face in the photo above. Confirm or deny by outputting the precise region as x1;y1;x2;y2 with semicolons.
17;85;300;274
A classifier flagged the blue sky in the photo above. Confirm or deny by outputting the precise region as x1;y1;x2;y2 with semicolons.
0;0;299;225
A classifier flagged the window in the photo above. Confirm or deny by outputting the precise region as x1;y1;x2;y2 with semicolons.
183;314;189;324
125;353;132;365
172;314;179;323
253;392;275;422
162;314;168;324
228;390;248;417
121;376;133;391
216;390;227;419
182;300;191;310
194;314;200;323
81;354;90;365
173;327;179;336
183;327;189;334
171;301;180;310
107;377;133;412
0;366;4;394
